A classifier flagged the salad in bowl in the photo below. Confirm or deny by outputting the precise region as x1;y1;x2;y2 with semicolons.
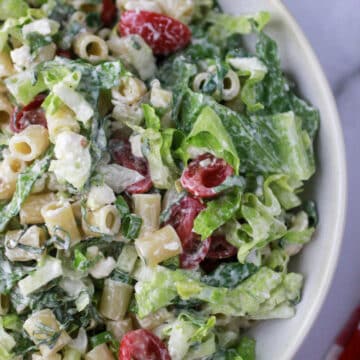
0;0;320;359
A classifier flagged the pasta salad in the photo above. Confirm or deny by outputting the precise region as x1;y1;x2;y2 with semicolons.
0;0;319;359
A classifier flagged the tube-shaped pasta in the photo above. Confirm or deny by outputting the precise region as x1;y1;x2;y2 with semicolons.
133;194;161;236
112;77;147;106
32;353;62;360
73;33;108;63
23;309;71;357
0;52;14;78
156;0;194;23
5;226;46;262
0;155;26;200
192;72;211;92
106;318;133;341
222;70;241;101
47;104;80;143
85;344;115;360
136;308;173;330
0;294;9;315
41;201;81;246
135;225;182;267
9;125;50;161
83;205;121;236
0;94;13;130
20;193;57;225
71;200;83;223
118;0;163;13
100;279;133;320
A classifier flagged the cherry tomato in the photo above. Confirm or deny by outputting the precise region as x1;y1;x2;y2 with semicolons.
56;48;73;58
180;153;234;198
119;11;192;55
207;235;238;259
110;139;153;194
101;0;117;26
10;94;47;133
165;196;210;269
119;329;171;360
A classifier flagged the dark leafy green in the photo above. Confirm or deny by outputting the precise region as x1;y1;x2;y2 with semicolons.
202;263;259;288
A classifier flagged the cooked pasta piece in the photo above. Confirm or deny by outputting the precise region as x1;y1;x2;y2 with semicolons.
32;353;62;360
5;226;46;262
83;205;121;236
0;155;26;200
118;0;163;13
41;201;81;246
23;309;71;357
46;104;80;143
70;10;87;24
106;318;133;341
85;344;115;360
135;224;182;267
0;52;14;78
73;33;108;63
0;294;9;315
20;193;57;225
87;184;116;211
222;70;241;101
112;76;147;106
107;34;156;80
97;28;112;41
89;256;116;279
9;125;50;161
0;94;13;130
133;193;161;236
192;72;211;92
71;200;83;223
100;279;133;320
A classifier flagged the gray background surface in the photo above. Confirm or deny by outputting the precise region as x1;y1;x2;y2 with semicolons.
282;1;360;359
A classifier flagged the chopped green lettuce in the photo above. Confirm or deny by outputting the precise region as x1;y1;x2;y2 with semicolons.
0;0;29;20
194;189;242;240
178;106;240;173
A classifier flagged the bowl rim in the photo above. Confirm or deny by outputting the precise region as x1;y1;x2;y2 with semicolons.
268;1;348;358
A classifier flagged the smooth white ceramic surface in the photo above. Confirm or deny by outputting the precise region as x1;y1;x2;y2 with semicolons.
219;1;347;359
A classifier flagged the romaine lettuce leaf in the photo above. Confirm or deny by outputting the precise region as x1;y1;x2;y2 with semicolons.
0;0;29;20
178;106;240;173
194;189;242;240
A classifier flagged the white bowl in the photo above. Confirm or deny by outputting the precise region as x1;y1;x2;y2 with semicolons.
219;1;347;359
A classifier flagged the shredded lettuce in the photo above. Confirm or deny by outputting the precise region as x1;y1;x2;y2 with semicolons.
0;0;29;21
194;189;242;240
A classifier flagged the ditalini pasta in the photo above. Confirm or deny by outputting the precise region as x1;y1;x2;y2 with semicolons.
73;33;109;63
41;201;81;246
9;125;50;161
0;1;319;359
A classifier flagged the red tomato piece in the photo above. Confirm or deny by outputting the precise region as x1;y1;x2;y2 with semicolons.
10;94;47;133
110;139;153;194
101;0;117;26
207;235;238;259
165;196;211;269
119;329;171;360
56;48;73;58
119;11;192;55
180;153;234;198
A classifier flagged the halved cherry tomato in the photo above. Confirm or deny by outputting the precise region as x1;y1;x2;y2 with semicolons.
10;94;47;133
110;139;153;194
180;153;234;198
101;0;117;26
165;196;210;269
119;329;171;360
56;48;73;59
207;235;238;259
119;11;192;55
